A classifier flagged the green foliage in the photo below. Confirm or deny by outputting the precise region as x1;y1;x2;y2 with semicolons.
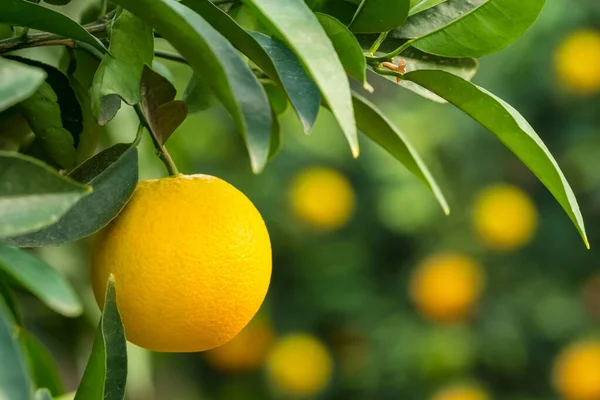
0;57;46;113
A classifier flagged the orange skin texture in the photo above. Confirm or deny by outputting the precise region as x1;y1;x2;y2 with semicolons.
410;253;484;323
553;340;600;400
91;174;272;352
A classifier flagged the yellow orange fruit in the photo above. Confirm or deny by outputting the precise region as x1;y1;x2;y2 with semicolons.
473;184;538;251
410;253;484;323
431;384;490;400
553;340;600;400
91;174;272;352
289;167;355;231
267;333;333;396
555;30;600;94
203;316;275;373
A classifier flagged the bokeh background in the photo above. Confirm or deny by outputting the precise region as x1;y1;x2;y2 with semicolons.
14;0;600;399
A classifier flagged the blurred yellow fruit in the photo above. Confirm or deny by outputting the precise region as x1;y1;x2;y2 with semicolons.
289;167;355;231
555;30;600;94
203;317;275;373
410;253;484;323
553;340;600;400
267;333;333;396
473;184;538;251
431;384;490;400
91;174;272;352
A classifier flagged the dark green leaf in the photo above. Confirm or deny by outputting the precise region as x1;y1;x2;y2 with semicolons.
18;82;77;169
0;280;22;324
112;0;272;173
8;142;138;247
74;275;126;400
311;0;358;25
352;92;449;214
180;0;320;133
350;0;410;33
409;0;446;15
404;69;587;246
244;0;358;156
0;151;90;238
91;8;154;125
0;57;46;113
183;74;215;113
0;0;107;54
5;55;83;147
139;66;188;145
316;13;369;89
0;297;32;400
24;332;64;397
71;78;101;164
0;244;82;316
0;24;13;39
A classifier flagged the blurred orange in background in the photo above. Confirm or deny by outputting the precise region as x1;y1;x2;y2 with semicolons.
553;339;600;400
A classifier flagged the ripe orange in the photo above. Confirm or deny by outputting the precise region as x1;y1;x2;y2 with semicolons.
289;167;355;231
555;30;600;94
91;174;272;352
553;340;600;400
409;253;484;323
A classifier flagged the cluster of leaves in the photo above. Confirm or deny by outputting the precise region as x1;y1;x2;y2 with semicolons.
0;0;590;398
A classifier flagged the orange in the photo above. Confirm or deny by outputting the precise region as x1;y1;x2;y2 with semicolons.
430;384;490;400
203;316;275;373
553;340;600;400
555;30;600;94
289;167;355;231
473;184;538;251
267;333;333;396
410;253;484;323
91;174;272;352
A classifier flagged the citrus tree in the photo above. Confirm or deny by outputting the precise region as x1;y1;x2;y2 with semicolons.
0;0;590;398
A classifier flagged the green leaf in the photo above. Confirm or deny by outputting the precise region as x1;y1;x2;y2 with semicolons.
352;92;449;214
404;69;588;247
91;8;154;125
183;74;215;113
0;280;22;324
74;276;126;400
43;0;71;5
24;332;64;397
0;297;32;400
262;81;288;116
5;55;84;148
350;0;410;33
0;108;32;152
139;66;188;145
0;0;107;54
0;151;90;238
179;0;320;133
409;0;446;15
399;0;546;57
0;57;46;113
71;78;101;164
112;0;272;173
316;13;369;90
0;244;82;316
35;388;54;400
268;110;281;161
244;0;358;156
8;142;138;247
18;82;77;169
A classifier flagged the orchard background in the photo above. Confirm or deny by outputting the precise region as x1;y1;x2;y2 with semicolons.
1;0;600;399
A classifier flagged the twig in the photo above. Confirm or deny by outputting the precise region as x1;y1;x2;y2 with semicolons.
368;31;389;55
154;50;188;65
366;39;414;62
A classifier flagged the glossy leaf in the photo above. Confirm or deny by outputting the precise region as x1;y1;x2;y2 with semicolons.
316;13;369;89
409;0;447;15
180;0;320;133
112;0;272;173
350;0;410;33
404;69;587;246
9;142;138;247
245;0;358;156
24;332;64;397
91;9;154;125
183;74;215;113
0;151;90;238
0;244;82;316
18;82;77;169
0;297;32;400
139;66;188;145
0;57;46;113
74;276;127;400
352;92;449;214
5;55;83;147
0;0;107;54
